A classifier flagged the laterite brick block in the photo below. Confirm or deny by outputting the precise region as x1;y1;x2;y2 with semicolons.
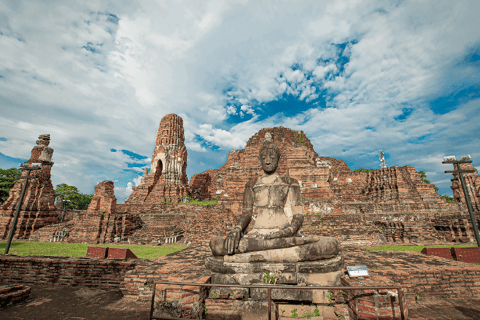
451;247;480;263
86;246;108;258
421;247;453;260
107;248;138;259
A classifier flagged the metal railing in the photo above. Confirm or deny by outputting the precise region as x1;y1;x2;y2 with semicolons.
149;281;406;320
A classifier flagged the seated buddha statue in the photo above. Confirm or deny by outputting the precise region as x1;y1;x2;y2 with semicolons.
210;133;340;263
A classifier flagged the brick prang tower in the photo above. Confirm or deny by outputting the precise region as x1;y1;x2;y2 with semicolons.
125;114;188;204
0;134;59;239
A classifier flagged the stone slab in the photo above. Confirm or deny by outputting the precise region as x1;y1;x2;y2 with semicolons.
206;255;343;275
208;286;250;299
207;256;344;287
223;237;339;263
251;286;313;301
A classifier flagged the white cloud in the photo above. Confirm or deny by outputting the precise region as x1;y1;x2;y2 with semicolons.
196;124;246;149
1;0;479;203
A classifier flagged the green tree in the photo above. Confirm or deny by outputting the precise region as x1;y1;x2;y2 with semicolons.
353;168;374;173
54;183;93;210
441;195;456;203
0;167;22;204
418;171;440;192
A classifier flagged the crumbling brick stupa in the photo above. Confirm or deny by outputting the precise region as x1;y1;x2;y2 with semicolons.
450;162;480;212
189;127;467;217
125;114;188;205
29;180;143;244
0;134;59;239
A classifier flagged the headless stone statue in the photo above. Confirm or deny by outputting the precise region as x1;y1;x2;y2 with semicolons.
210;133;340;263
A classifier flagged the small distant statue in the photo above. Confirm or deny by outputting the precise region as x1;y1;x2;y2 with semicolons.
54;196;64;210
379;151;387;168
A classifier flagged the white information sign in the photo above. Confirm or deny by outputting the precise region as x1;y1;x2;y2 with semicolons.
346;266;369;277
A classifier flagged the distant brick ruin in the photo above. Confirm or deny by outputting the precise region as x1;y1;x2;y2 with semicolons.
450;162;480;212
0;134;59;239
189;127;464;216
125;114;188;205
30;180;143;244
9;121;479;247
86;180;117;214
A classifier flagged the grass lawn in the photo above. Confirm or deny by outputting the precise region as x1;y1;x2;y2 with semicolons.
364;244;477;253
0;241;186;259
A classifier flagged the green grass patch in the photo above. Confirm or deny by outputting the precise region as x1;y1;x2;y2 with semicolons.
364;244;475;253
178;199;217;205
0;241;186;259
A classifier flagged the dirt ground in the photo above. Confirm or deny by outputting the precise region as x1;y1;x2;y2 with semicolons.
408;296;480;320
2;285;480;320
0;285;151;320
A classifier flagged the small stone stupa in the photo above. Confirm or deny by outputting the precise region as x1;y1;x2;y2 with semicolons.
0;134;58;239
125;114;188;204
206;132;343;307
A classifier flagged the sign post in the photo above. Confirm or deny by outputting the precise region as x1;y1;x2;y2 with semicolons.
443;155;480;247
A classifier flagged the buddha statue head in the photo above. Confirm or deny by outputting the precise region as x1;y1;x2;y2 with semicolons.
258;132;280;174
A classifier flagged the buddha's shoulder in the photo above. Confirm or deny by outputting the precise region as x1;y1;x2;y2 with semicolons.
244;177;259;188
278;175;300;186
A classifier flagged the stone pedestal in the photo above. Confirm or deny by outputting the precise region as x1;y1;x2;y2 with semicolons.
205;255;344;303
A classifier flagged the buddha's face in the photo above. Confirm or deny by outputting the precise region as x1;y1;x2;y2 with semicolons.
259;147;279;174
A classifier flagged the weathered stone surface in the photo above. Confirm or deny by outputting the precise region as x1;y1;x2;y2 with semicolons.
222;238;340;263
204;299;276;320
208;286;250;299
210;236;321;256
125;114;188;205
206;255;343;276
250;286;313;301
0;134;59;239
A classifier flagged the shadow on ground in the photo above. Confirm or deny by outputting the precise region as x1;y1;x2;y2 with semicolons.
0;285;150;320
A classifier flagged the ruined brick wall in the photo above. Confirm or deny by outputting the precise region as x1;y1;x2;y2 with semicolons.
126;114;188;205
301;210;480;246
450;162;480;212
188;127;467;217
0;134;58;240
63;212;142;244
117;204;237;245
0;254;137;289
182;206;238;245
86;180;116;214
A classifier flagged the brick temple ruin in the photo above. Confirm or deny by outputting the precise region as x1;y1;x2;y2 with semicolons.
125;113;188;205
0;134;59;240
2;115;480;319
2;116;480;246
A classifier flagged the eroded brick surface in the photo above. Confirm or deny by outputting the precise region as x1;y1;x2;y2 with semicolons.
450;162;480;212
0;134;59;240
125;114;188;205
189;127;470;219
86;180;116;214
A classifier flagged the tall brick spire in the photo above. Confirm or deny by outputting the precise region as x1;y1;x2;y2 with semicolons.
125;114;188;204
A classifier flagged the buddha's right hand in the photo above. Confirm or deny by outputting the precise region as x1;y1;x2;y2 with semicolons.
225;227;242;254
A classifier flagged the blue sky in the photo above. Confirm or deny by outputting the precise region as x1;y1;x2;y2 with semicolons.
0;0;479;204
